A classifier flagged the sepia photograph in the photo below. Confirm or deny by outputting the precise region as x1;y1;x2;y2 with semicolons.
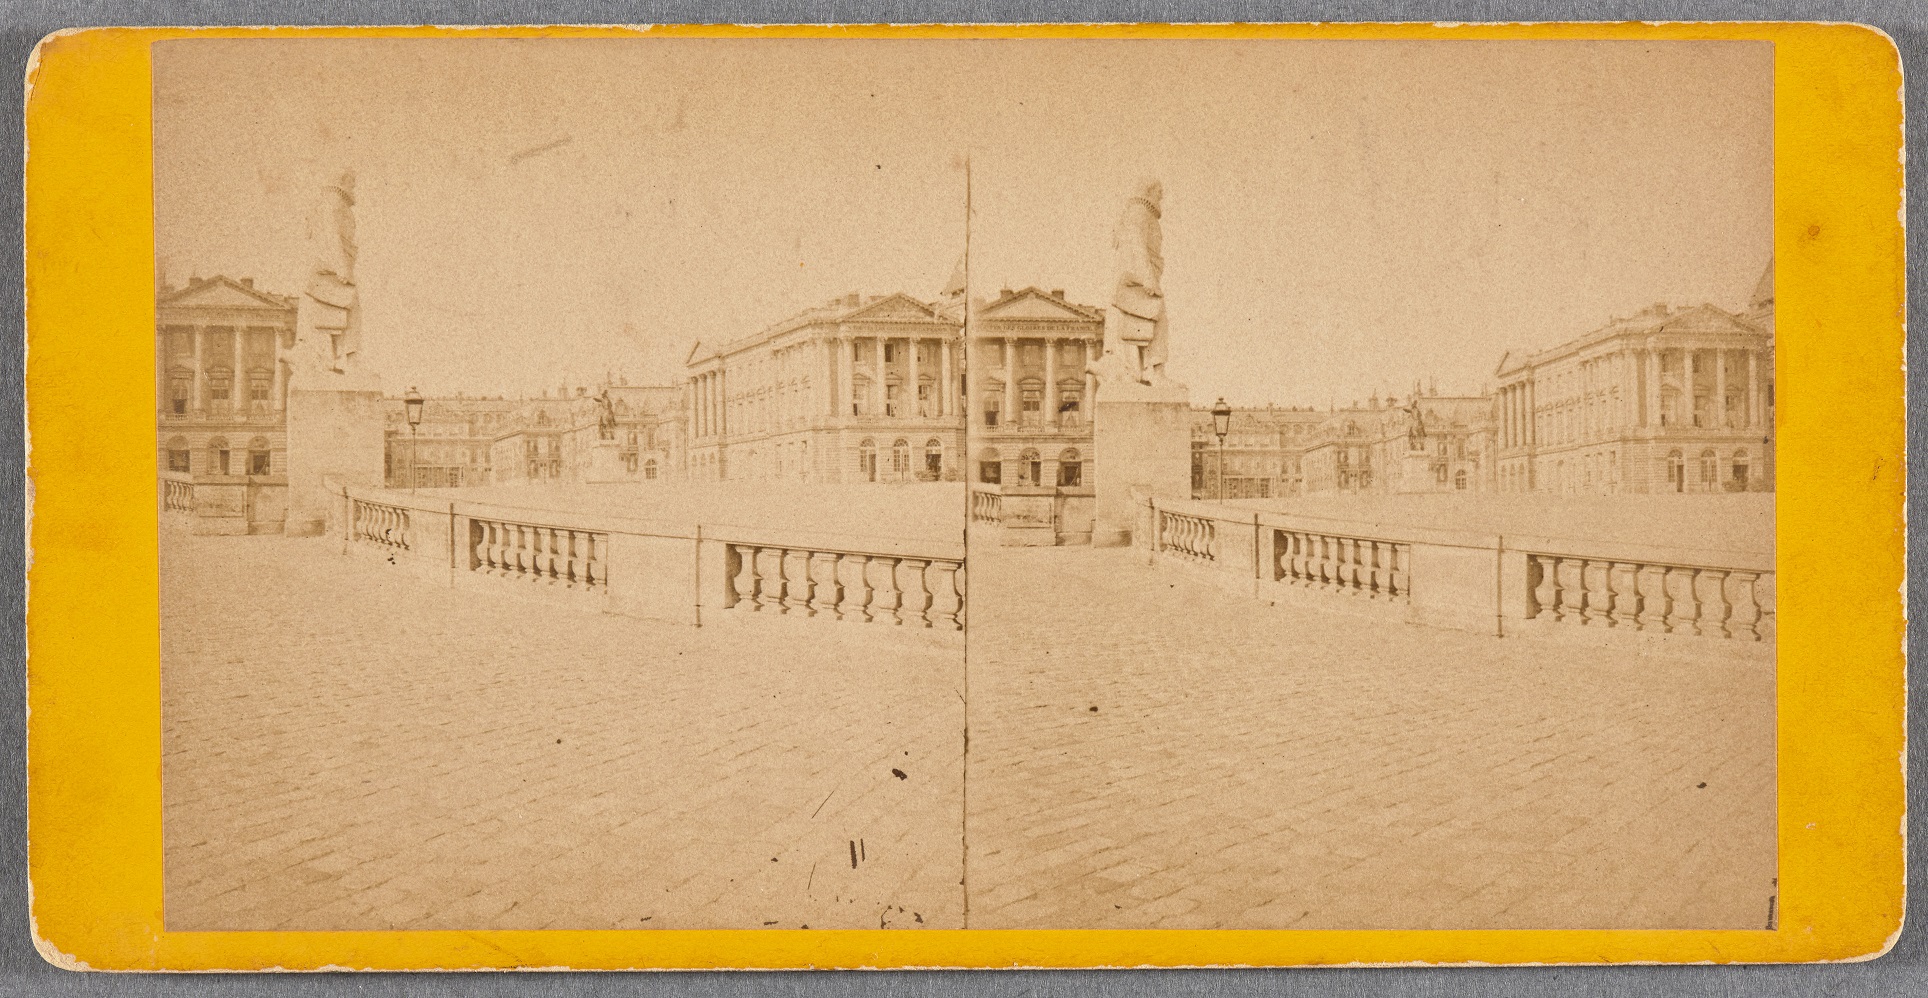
152;36;1775;934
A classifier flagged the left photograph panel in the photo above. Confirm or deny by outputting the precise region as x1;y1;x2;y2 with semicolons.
152;38;970;931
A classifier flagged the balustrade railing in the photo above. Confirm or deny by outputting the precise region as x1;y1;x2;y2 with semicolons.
469;517;608;591
970;489;1002;524
162;478;194;514
1271;528;1411;602
351;498;412;552
1154;509;1218;563
1524;553;1772;641
720;542;966;631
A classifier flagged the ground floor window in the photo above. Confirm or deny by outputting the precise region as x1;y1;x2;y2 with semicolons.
979;461;1001;485
1058;448;1082;487
859;439;877;482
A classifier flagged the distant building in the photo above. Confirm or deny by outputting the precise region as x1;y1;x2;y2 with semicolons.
155;276;297;533
1493;260;1775;494
1189;405;1326;499
686;289;968;484
384;395;519;488
1300;394;1495;496
477;381;684;486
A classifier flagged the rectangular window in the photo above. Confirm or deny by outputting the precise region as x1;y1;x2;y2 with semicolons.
1059;393;1081;426
167;449;190;473
209;377;231;402
1058;462;1082;487
250;376;271;404
979;461;1001;484
983;398;1000;427
883;343;896;362
169;377;190;415
249;450;271;475
1021;389;1042;425
216;449;230;475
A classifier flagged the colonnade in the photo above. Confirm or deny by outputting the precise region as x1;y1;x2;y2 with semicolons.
158;324;286;419
965;335;1092;430
1497;343;1770;452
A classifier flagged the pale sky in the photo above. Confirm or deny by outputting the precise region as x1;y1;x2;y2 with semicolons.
154;38;1770;405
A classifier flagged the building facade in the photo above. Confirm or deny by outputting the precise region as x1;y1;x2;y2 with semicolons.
967;288;1105;491
384;395;520;488
1493;264;1775;495
1299;394;1495;496
1189;406;1327;499
156;276;298;533
687;291;968;484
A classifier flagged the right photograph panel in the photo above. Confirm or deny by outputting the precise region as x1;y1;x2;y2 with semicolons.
960;38;1776;930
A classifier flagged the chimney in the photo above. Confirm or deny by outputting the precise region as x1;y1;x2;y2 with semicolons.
240;277;253;289
1000;287;1013;297
846;292;861;307
1051;288;1065;299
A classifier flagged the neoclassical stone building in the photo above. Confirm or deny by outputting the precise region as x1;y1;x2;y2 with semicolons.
1493;262;1775;494
685;290;969;484
967;287;1105;491
1299;394;1495;496
155;275;298;533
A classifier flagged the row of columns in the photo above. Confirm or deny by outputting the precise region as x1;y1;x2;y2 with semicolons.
965;335;1092;430
1499;344;1769;452
691;369;726;439
832;334;958;421
159;324;287;416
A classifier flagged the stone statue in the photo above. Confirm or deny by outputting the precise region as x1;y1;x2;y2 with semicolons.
294;170;367;383
1404;398;1428;449
595;388;618;440
1087;178;1173;388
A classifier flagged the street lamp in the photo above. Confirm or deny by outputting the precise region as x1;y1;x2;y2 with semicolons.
404;387;424;494
1211;397;1232;502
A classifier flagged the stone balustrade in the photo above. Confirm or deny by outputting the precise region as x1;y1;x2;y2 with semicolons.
720;541;965;630
470;517;607;591
970;487;1002;524
162;475;194;516
351;497;412;552
1136;493;1772;655
1524;554;1773;642
335;485;963;639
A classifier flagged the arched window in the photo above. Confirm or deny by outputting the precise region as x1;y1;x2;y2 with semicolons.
165;436;190;474
1057;448;1083;487
1731;449;1750;491
923;438;944;479
1019;447;1042;486
535;409;551;427
1454;469;1468;490
247;436;271;475
858;438;877;482
643;458;658;480
977;447;1001;485
891;438;910;476
207;437;231;476
1666;449;1685;492
1698;448;1718;486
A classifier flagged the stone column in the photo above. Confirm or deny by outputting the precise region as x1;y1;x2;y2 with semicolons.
233;327;246;420
834;337;851;419
1714;347;1728;428
270;334;286;413
1043;335;1058;428
872;336;887;417
907;335;920;419
1684;347;1698;427
1001;336;1016;425
190;324;206;415
1747;349;1761;428
939;336;953;418
1646;346;1661;428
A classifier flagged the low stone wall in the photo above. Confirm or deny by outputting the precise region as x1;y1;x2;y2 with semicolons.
160;472;287;535
1135;492;1775;656
336;485;967;636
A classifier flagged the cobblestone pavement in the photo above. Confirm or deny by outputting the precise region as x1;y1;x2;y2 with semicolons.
964;544;1776;930
162;532;964;931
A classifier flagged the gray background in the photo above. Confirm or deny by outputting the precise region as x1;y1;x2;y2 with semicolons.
1;1;1920;994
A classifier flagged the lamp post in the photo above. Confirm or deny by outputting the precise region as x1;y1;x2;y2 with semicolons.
404;387;424;494
1211;397;1232;502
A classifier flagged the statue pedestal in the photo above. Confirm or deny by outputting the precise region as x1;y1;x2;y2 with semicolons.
584;440;626;483
285;386;386;536
1091;379;1192;547
1396;450;1435;493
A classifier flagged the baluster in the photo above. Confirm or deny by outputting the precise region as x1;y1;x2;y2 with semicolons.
1576;560;1599;625
1388;544;1407;599
881;557;905;624
1628;564;1653;630
904;558;934;627
1729;571;1762;640
745;546;767;610
827;553;848;619
1367;541;1384;598
1536;556;1563;621
1682;568;1705;636
1657;566;1680;633
770;548;793;613
853;555;875;622
722;544;743;608
1709;569;1733;638
949;560;967;631
799;552;820;616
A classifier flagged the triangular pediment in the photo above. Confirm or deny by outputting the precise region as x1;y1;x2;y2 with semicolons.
843;293;940;323
1658;303;1756;336
978;287;1102;322
159;276;291;310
